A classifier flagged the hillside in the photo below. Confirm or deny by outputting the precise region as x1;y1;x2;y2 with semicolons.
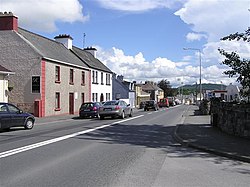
179;83;226;91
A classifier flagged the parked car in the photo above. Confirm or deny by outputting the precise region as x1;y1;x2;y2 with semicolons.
139;101;146;109
168;97;176;106
144;100;159;111
79;102;102;118
0;102;35;130
99;100;133;120
158;98;169;108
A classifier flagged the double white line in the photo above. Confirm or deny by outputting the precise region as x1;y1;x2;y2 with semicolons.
0;115;143;159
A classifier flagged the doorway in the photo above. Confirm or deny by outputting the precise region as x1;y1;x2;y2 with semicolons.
69;93;74;114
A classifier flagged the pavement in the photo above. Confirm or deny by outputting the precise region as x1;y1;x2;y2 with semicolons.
174;105;250;163
35;106;250;163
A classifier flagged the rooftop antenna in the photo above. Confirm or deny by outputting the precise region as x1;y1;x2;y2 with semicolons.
83;33;86;49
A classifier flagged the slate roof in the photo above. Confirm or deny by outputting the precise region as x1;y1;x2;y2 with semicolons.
141;83;163;91
72;46;112;73
0;65;14;74
17;28;88;68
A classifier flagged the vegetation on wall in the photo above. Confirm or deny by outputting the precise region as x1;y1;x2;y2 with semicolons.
218;28;250;97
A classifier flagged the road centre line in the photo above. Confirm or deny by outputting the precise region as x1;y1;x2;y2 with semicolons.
0;115;144;159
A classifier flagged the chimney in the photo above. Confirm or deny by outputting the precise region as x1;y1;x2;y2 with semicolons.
84;47;97;58
0;12;18;31
117;75;124;81
54;34;73;49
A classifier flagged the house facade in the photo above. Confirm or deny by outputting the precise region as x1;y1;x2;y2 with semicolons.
72;46;113;102
112;74;136;107
140;81;164;101
134;83;150;108
225;83;241;102
0;12;91;117
0;65;15;102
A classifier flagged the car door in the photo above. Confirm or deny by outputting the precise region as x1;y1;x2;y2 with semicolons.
123;101;130;115
0;103;11;129
7;104;25;127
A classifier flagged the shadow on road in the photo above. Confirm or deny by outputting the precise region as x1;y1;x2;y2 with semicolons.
75;122;250;171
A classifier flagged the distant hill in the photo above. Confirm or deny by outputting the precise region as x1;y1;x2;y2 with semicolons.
179;83;226;91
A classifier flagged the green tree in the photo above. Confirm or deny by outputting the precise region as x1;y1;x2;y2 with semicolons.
157;79;177;97
218;28;250;97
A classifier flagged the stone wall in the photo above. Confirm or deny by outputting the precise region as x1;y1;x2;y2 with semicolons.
210;100;250;138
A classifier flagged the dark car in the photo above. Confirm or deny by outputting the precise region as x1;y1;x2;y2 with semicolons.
79;102;102;118
0;102;35;130
99;100;133;119
139;101;146;109
144;100;159;111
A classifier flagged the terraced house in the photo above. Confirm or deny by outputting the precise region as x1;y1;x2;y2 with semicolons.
0;12;112;117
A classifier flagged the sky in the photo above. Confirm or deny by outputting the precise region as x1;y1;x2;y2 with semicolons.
1;0;250;87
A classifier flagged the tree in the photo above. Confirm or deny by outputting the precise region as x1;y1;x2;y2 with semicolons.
218;28;250;97
157;79;177;97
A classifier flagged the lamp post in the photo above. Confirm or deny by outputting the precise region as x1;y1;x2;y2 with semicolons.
183;48;202;102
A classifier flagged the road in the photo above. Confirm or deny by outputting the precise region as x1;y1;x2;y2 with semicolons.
0;105;250;187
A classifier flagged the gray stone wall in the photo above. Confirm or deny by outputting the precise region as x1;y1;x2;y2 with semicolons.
210;100;250;138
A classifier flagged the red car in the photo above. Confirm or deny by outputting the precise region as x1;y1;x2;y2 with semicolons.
158;98;169;108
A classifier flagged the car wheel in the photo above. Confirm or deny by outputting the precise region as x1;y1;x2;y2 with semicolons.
120;111;125;119
129;109;133;117
24;119;34;129
100;115;104;120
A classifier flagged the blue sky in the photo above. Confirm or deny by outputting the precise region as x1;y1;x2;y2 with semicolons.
1;0;250;87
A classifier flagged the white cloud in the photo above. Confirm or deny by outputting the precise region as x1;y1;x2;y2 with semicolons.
175;0;250;42
0;0;89;32
94;0;181;12
186;32;207;41
96;46;237;87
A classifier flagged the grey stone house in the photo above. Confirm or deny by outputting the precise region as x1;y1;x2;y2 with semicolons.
0;12;91;117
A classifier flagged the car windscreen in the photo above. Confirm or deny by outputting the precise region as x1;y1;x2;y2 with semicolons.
104;101;119;106
81;103;93;108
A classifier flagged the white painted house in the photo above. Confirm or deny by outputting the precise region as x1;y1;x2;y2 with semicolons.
0;65;15;102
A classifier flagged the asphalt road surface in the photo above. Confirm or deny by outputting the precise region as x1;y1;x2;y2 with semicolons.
1;105;250;187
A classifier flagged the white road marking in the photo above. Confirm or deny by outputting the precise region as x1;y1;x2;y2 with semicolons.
0;115;144;159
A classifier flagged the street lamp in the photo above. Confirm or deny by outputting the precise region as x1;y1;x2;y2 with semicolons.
183;47;202;103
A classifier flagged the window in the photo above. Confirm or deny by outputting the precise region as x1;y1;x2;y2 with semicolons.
55;66;60;83
8;104;19;113
81;71;85;85
32;76;40;93
106;73;111;85
101;72;104;85
92;70;98;84
69;69;74;84
92;70;95;83
106;93;110;101
55;92;60;110
92;93;98;102
95;71;98;83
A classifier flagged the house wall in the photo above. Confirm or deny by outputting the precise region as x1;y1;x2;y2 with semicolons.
0;75;8;102
44;61;90;116
112;79;129;100
91;70;112;102
0;31;42;113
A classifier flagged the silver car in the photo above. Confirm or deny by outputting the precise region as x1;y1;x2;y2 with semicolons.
99;100;133;120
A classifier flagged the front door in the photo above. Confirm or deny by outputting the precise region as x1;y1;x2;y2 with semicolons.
69;93;74;114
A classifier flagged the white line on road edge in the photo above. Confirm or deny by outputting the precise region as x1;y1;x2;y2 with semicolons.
0;115;144;159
